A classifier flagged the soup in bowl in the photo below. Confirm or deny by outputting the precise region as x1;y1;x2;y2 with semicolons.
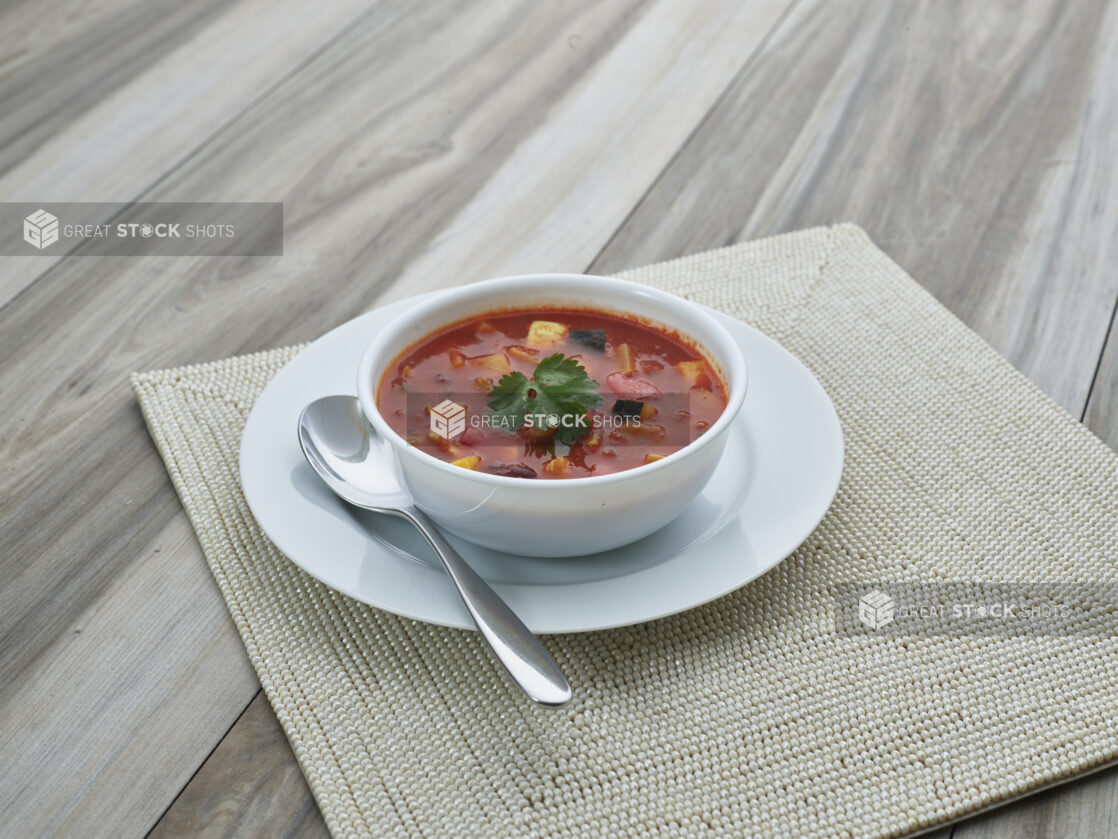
358;274;746;556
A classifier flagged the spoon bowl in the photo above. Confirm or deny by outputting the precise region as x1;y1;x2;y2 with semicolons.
298;395;572;707
298;395;413;510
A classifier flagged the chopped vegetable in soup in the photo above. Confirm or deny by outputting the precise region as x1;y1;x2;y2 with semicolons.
376;308;727;479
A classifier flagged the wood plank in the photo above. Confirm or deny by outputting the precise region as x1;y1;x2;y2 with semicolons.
595;0;1118;836
1083;305;1118;449
0;0;377;309
104;0;1118;835
0;0;229;176
146;694;330;839
1067;232;1118;839
1039;11;1118;833
0;509;260;838
593;0;1118;419
951;764;1118;838
118;0;798;828
374;0;793;302
0;0;792;836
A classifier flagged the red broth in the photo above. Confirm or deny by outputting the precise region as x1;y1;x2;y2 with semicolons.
375;308;727;479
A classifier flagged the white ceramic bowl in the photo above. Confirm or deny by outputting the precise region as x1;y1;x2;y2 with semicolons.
357;274;747;557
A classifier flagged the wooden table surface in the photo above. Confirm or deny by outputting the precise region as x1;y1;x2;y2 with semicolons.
2;1;1117;837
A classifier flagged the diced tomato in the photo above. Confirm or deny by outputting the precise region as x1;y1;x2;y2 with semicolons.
459;426;488;446
606;372;662;399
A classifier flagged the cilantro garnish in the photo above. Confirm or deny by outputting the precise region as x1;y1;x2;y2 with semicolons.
487;353;602;444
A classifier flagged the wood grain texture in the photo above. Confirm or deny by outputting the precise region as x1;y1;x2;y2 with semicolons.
144;0;1118;835
952;763;1118;838
0;0;791;836
374;0;792;302
593;0;1118;420
0;510;259;838
3;0;1117;836
147;694;329;839
0;0;376;308
1084;303;1118;449
0;0;228;177
587;1;1118;837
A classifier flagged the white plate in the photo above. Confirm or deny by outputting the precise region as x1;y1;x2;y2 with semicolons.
239;296;843;633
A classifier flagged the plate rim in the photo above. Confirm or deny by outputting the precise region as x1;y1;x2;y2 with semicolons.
239;295;843;633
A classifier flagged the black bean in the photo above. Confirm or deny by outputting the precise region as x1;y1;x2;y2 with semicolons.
486;462;537;478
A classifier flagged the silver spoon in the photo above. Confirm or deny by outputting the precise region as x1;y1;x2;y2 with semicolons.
298;395;572;707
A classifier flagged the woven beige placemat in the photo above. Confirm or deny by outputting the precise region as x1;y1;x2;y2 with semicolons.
133;224;1118;839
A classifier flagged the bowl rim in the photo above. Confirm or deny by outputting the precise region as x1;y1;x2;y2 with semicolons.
356;273;747;488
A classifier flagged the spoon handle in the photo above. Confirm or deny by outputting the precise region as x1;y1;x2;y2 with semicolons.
399;507;573;707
